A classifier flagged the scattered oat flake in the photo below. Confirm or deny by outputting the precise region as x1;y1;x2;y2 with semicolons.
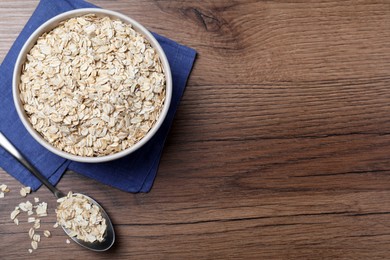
66;239;70;244
0;184;9;198
10;208;20;220
26;201;33;210
20;186;31;197
36;202;48;217
0;184;9;193
34;197;40;203
19;202;28;212
28;249;33;254
29;228;35;239
33;234;41;242
53;222;59;228
31;240;38;250
19;201;33;212
14;218;19;225
44;230;51;238
28;217;36;223
33;221;40;229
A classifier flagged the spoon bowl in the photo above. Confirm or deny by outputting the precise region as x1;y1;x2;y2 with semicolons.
0;132;115;251
61;193;115;251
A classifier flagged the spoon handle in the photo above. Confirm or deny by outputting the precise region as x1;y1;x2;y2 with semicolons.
0;132;65;199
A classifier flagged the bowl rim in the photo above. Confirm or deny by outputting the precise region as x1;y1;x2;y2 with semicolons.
12;8;172;163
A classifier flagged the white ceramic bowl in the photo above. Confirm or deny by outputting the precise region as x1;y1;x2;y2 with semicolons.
13;8;172;163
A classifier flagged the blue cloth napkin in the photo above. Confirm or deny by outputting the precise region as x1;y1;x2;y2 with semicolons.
0;0;196;192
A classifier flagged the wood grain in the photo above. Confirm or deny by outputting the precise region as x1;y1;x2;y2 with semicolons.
1;0;390;259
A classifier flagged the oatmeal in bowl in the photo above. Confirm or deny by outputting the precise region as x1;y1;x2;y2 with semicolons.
13;9;172;163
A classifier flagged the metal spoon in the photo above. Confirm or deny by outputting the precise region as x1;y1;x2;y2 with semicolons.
0;132;115;251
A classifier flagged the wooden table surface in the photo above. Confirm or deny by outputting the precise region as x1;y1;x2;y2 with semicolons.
1;1;390;259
